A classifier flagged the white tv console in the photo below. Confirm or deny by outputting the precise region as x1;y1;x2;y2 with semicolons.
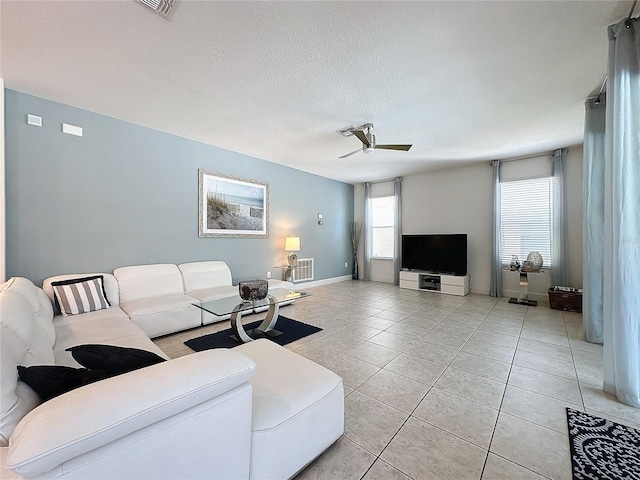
399;270;470;296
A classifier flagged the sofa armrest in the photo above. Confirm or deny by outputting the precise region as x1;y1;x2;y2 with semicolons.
6;349;256;477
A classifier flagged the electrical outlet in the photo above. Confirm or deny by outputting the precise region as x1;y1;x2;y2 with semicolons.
267;271;271;279
345;262;348;268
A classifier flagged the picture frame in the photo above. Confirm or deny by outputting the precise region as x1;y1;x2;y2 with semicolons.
198;169;269;238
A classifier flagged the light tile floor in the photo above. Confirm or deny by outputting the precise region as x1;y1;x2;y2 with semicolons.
154;280;640;480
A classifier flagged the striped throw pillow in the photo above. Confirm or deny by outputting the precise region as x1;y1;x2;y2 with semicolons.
51;276;111;316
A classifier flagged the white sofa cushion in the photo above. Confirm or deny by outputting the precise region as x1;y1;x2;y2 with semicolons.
0;290;41;446
43;273;120;311
3;278;55;364
235;339;344;479
178;261;233;292
120;294;201;338
0;278;57;446
187;285;239;303
5;349;257;477
114;264;184;304
187;286;238;325
0;278;14;291
119;294;198;317
52;306;168;367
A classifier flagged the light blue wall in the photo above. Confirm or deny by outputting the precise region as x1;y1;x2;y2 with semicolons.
5;90;354;285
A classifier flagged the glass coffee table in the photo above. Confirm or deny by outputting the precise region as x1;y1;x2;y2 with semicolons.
194;288;310;343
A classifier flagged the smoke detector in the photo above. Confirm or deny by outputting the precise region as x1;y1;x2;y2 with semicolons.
137;0;177;18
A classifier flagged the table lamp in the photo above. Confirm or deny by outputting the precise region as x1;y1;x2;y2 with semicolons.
285;236;301;267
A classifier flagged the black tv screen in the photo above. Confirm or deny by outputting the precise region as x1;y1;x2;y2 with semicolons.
402;234;467;275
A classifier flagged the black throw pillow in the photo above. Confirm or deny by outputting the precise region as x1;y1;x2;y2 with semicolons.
17;365;108;402
66;344;166;375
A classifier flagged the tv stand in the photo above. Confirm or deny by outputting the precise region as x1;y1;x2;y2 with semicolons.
399;270;470;296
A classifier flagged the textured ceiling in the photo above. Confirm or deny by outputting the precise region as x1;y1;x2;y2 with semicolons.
0;1;632;184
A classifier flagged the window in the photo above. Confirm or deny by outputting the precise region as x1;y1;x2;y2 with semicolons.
501;176;553;267
369;196;395;258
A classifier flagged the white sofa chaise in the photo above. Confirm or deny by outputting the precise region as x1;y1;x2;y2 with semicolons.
0;274;344;479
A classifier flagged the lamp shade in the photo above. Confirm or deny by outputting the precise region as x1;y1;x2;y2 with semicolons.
285;236;301;252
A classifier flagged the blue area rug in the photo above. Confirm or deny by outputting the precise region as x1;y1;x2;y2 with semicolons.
184;315;322;351
567;407;640;480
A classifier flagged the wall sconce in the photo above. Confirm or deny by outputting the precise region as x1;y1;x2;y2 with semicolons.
285;236;301;266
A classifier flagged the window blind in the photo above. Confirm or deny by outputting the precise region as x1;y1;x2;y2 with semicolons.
500;177;553;267
370;196;395;258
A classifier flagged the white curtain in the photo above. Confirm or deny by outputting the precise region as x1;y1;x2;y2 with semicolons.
603;17;640;408
489;161;502;297
583;96;606;344
551;149;569;287
393;177;402;285
363;182;372;282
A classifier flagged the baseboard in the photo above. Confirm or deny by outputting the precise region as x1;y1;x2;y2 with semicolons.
296;275;352;289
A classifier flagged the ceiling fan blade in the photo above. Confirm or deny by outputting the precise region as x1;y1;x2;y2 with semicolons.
351;130;370;148
339;148;362;159
376;144;412;151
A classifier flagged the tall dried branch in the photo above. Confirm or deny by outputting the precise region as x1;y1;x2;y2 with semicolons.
350;221;362;255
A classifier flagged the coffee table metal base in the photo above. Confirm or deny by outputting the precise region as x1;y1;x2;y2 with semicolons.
230;297;281;343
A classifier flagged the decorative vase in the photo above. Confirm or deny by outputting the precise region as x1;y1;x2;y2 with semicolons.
527;251;543;271
238;279;269;301
352;256;359;280
510;255;520;271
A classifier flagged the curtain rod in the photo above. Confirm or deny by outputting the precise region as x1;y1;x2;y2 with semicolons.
627;0;638;27
363;177;401;186
489;151;555;166
587;0;637;105
595;76;607;104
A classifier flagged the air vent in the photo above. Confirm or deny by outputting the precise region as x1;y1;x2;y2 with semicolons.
294;259;314;282
137;0;176;18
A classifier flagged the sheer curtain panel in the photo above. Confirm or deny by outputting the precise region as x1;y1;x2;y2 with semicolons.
551;149;569;287
489;161;502;297
393;177;402;285
583;97;606;344
603;17;640;408
363;182;372;282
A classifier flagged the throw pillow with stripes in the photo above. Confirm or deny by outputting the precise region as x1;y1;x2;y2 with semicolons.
51;276;111;316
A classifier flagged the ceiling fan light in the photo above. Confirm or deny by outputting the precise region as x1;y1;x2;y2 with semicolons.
363;147;375;154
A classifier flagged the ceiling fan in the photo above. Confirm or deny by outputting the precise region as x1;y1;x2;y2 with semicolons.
339;123;412;159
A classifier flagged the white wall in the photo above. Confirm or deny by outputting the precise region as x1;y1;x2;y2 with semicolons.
354;145;584;298
403;163;493;293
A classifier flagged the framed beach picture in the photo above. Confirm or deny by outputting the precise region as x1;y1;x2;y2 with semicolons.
198;169;269;238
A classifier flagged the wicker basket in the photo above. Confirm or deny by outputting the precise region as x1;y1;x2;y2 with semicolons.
548;288;582;313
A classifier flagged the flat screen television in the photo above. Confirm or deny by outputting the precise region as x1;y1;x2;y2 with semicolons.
401;234;467;275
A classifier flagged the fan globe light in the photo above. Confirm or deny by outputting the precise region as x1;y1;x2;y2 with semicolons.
527;251;543;271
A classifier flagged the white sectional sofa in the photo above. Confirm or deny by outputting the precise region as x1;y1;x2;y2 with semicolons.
0;262;343;479
42;261;293;339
